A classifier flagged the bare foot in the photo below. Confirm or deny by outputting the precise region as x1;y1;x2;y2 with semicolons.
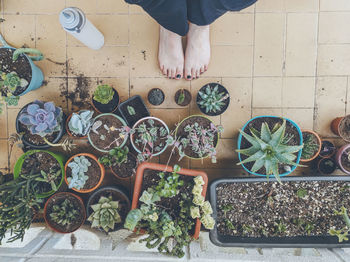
184;23;210;80
158;26;184;79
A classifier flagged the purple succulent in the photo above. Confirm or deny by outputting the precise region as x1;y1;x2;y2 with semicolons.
18;100;63;137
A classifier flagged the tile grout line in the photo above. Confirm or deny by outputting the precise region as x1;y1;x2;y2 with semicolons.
250;3;256;119
313;0;321;131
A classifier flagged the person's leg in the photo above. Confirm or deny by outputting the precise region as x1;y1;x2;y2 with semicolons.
125;0;188;79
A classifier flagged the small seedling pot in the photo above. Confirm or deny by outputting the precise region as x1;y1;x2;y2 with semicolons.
132;162;208;239
44;192;86;234
317;157;337;175
196;83;230;116
65;111;92;139
147;88;165;106
331;115;350;142
300;130;322;162
336;144;350;175
64;153;105;193
110;152;138;180
91;87;120;114
174;89;192;107
319;140;336;158
117;95;150;127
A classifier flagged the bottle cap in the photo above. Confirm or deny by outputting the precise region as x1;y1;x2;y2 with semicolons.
59;7;86;33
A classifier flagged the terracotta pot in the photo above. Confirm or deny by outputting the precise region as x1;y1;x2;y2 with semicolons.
331;115;350;142
319;140;336;158
44;192;86;234
65;112;88;139
317;158;337;175
300;130;322;162
110;153;137;180
132;162;208;239
64;153;105;193
336;144;350;175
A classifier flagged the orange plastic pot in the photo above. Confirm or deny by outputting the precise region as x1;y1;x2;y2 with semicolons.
131;162;208;239
64;153;105;193
300;130;322;162
65;113;88;139
44;192;86;234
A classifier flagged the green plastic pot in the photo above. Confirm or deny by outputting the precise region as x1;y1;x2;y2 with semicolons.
13;150;66;198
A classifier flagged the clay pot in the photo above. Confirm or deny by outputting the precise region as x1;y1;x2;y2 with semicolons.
300;130;322;162
336;144;350;175
331;115;350;142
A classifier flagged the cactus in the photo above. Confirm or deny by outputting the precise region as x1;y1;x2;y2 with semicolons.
67;156;91;190
197;84;229;114
68;110;94;136
93;85;114;104
49;199;80;227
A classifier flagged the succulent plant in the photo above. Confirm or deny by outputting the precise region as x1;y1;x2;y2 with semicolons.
301;132;319;159
18;100;63;137
0;71;28;93
98;146;129;167
236;120;304;182
49;199;80;227
67;156;91;190
88;196;121;232
197;84;229;114
93;85;114;104
329;206;350;242
68;110;94;136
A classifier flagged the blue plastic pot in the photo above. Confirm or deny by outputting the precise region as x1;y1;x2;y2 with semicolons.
237;116;303;178
0;34;43;95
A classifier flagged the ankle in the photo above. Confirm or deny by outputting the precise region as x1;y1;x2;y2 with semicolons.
188;22;209;32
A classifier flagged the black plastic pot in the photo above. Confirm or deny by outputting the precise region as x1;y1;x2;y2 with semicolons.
91;88;119;114
117;95;150;127
15;102;66;150
148;88;165;106
318;158;337;175
209;176;350;248
196;83;230;116
319;140;336;158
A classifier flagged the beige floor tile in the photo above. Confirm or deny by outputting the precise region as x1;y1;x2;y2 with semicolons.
67;14;129;46
0;107;8;139
8;138;24;171
255;0;285;12
3;0;64;14
221;78;252;138
282;108;314;130
67;77;98;112
98;77;130;102
320;0;350;11
254;13;285;76
317;45;350;76
1;15;35;48
347;77;350;115
252;77;282;107
319;13;350;44
96;0;129;13
129;4;144;14
67;46;129;77
314;77;347;137
282;77;315;108
7;108;20;137
130;78;190;109
66;0;97;14
0;140;9;170
211;13;254;45
149;108;189;131
285;0;319;12
252;108;283;117
285;13;318;76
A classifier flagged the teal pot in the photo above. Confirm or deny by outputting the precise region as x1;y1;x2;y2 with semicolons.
237;116;303;178
0;34;44;95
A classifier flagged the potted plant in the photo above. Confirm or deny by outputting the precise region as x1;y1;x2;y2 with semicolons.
300;130;322;162
318;158;337;175
148;88;165;106
331;115;350;142
66;110;94;139
44;192;86;234
236;116;303;182
0;169;61;244
99;146;137;179
130;116;169;161
118;95;150;127
13;150;65;198
0;35;44;114
16;100;66;149
172;115;223;163
175;89;191;107
64;153;105;193
124;162;214;258
196;83;230;116
319;140;336;158
86;186;131;233
87;113;130;153
336;144;350;175
209;176;350;247
91;84;119;113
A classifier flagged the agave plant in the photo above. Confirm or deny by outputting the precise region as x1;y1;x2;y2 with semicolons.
50;199;80;227
93;85;114;104
236;119;303;182
68;110;94;136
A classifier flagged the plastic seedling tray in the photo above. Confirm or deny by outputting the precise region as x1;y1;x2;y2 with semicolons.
117;95;150;127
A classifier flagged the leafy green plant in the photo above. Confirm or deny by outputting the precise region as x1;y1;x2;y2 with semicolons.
275;221;286;234
301;132;319;159
68;110;94;136
36;170;61;191
93;85;114;104
67;156;91;190
99;146;129;167
236;120;304;183
50;198;80;227
127;105;136;116
329;206;350;242
197;84;229;114
221;204;233;217
177;89;185;105
297;188;308;198
88;196;121;232
225;219;235;230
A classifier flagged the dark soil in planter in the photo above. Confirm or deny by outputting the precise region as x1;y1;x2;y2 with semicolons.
216;181;350;238
66;156;101;190
89;114;125;151
341;149;350;172
19;122;59;146
46;193;85;233
319;158;337;174
319;141;336;158
0;48;31;96
196;83;230;116
176;116;218;158
301;132;319;160
111;153;137;178
240;117;301;175
21;152;61;194
92;88;119;113
175;89;191;106
148;88;164;106
339;116;350;141
118;96;150;127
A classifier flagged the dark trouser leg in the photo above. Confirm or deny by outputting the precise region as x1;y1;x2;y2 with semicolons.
125;0;189;36
187;0;257;26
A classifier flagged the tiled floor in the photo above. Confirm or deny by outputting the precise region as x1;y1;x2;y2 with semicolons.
1;0;350;183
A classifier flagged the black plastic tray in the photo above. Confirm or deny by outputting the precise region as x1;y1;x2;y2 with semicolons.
117;95;150;127
209;176;350;248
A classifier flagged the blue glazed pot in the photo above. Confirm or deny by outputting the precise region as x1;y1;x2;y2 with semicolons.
0;35;43;96
237;115;303;178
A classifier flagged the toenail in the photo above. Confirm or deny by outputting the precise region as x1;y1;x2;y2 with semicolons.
187;75;191;79
176;74;181;78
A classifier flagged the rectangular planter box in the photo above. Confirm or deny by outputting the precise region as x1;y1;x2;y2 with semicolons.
209;176;350;248
117;95;150;127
